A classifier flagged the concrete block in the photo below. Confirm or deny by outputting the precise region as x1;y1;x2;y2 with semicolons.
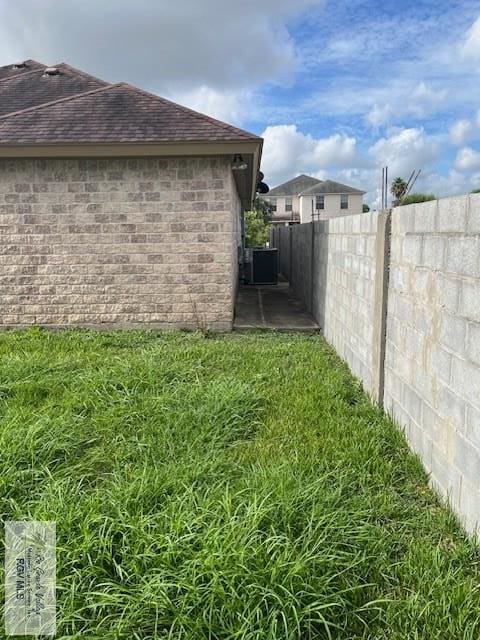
428;346;452;384
403;383;423;423
466;322;480;367
407;419;433;466
395;204;416;232
458;479;480;535
421;235;445;270
436;275;460;313
467;193;480;232
451;356;480;410
465;404;480;452
413;199;438;233
430;444;462;508
439;313;467;355
403;234;423;264
421;400;442;438
453;433;480;487
437;385;466;428
445;236;479;278
437;196;468;232
459;280;480;322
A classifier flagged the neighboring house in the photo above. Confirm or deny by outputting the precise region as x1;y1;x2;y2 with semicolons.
265;174;365;224
0;60;263;331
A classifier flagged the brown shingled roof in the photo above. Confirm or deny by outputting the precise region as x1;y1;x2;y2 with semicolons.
0;64;260;145
0;63;107;117
0;59;46;80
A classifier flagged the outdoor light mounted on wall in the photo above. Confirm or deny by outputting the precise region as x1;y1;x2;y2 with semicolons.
231;154;248;171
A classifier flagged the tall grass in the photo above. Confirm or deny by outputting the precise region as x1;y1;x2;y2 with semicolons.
0;329;478;639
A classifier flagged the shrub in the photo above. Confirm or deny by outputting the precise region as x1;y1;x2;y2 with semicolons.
399;193;436;206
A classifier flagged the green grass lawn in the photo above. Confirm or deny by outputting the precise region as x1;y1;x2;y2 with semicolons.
0;329;479;639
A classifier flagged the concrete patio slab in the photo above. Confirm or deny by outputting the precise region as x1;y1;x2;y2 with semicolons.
234;282;319;331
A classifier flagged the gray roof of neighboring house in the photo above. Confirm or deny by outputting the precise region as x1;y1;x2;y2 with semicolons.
300;180;365;195
267;174;321;196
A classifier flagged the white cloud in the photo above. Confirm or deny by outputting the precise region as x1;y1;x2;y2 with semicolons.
0;0;324;95
364;82;446;128
460;16;480;60
419;169;480;197
455;146;480;171
313;79;447;130
367;104;393;128
167;86;252;124
260;124;358;185
410;82;447;116
293;9;480;133
449;119;474;145
369;127;441;177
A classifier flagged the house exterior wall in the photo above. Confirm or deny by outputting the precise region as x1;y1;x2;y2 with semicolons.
265;195;301;223
299;194;364;223
230;169;242;307
0;156;238;331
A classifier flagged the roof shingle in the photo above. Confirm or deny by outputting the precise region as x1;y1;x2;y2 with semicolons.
0;65;260;145
267;175;321;196
0;63;107;117
0;59;45;80
300;180;365;195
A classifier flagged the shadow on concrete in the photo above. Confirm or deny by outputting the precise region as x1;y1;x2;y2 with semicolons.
234;281;319;332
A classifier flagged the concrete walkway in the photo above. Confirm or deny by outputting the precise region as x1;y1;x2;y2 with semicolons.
234;282;319;331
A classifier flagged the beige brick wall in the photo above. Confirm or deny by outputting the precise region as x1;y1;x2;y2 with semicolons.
229;169;242;310
0;156;239;330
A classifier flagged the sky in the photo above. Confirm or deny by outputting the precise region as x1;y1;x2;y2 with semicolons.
1;0;480;208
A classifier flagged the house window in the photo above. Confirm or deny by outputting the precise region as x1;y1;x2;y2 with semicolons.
341;194;349;209
285;197;293;212
269;198;277;213
315;195;324;210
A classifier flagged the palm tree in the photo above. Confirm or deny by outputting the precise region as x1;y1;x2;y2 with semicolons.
390;177;407;205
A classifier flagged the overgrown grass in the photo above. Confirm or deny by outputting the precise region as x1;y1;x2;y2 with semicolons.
0;329;478;639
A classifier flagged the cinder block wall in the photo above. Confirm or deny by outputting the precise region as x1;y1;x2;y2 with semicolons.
0;156;238;330
385;195;480;533
313;214;379;393
271;196;480;534
274;215;379;394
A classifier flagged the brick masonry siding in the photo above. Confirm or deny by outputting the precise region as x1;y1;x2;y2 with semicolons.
0;156;241;331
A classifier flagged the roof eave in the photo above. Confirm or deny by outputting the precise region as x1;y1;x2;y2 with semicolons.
0;139;261;157
299;190;365;196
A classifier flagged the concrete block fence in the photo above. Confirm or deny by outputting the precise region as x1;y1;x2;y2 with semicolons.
271;194;480;535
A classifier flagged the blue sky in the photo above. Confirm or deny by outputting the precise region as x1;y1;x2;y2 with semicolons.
241;0;480;205
1;0;480;206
